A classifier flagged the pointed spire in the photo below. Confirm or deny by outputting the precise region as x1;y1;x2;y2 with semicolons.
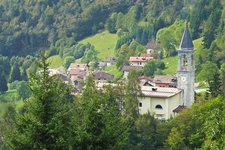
179;23;194;50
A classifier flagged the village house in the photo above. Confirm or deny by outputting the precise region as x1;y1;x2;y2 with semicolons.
146;40;160;53
68;63;88;72
139;76;155;86
92;71;114;83
49;68;70;84
139;75;177;88
140;53;154;58
104;57;116;66
67;63;88;88
129;56;154;67
122;65;143;78
153;75;177;88
97;61;107;69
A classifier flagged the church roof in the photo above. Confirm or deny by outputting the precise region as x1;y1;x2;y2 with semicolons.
141;86;181;98
179;24;194;50
173;105;186;113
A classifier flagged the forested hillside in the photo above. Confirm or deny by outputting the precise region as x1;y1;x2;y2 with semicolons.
0;0;223;56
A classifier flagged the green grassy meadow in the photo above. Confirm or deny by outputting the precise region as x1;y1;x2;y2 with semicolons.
0;90;24;117
162;56;178;75
80;31;118;60
193;37;208;63
0;90;18;101
47;55;63;68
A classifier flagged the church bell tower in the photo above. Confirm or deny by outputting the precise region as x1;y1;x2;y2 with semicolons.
177;24;195;107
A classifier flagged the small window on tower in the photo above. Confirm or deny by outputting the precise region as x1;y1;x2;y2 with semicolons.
182;54;188;69
139;102;142;107
191;54;194;66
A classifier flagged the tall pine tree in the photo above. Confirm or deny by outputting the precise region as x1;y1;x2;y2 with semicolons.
0;73;8;94
9;64;21;83
7;53;75;149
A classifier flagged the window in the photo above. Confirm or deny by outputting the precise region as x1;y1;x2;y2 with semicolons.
74;80;78;86
155;105;163;109
182;54;188;69
139;102;142;107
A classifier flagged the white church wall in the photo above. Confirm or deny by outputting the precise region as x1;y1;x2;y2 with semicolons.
138;92;181;120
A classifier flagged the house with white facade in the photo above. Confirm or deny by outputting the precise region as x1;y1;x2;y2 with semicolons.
67;63;89;90
129;56;154;67
122;65;143;78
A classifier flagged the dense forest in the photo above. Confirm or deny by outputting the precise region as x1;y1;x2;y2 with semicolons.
1;0;225;149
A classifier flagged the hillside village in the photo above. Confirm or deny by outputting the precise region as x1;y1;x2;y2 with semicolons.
0;0;225;149
49;25;194;120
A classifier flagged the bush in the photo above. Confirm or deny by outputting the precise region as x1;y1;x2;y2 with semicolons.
63;56;75;68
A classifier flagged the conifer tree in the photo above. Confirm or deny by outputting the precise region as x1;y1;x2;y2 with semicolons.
0;73;8;94
73;77;128;149
124;70;141;119
7;53;75;149
9;64;21;83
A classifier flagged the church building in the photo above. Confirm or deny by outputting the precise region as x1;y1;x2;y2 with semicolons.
138;24;195;119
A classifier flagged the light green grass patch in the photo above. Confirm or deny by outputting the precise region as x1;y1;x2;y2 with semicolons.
161;56;178;75
0;100;24;117
138;21;148;27
193;37;208;62
0;90;23;117
80;31;118;60
104;64;123;80
48;55;63;68
0;90;18;101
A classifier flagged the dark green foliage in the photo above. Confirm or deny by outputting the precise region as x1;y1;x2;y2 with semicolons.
7;53;75;149
0;0;135;57
135;113;158;150
17;81;31;100
157;61;165;70
220;62;225;97
63;56;75;69
124;70;141;119
208;73;221;97
55;42;91;66
9;80;31;100
72;77;128;149
0;55;10;75
143;61;157;77
81;45;98;64
167;97;225;149
105;13;117;33
0;103;17;149
9;64;21;83
0;73;8;94
203;0;222;49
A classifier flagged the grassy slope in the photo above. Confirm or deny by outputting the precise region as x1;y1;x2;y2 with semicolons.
0;101;24;117
0;90;23;117
47;31;117;67
162;56;178;75
0;90;18;101
80;31;118;60
47;55;63;68
104;64;123;80
161;37;203;75
193;37;208;63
